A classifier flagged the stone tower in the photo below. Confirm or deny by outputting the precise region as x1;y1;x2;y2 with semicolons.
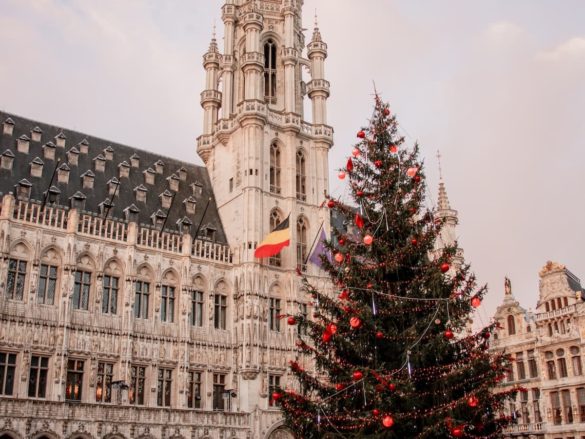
197;0;334;418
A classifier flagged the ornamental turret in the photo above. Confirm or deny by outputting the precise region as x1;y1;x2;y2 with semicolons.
307;16;330;125
198;32;222;162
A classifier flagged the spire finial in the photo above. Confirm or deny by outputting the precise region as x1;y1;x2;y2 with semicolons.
212;20;216;40
311;9;322;43
436;149;443;180
436;151;451;211
314;9;318;29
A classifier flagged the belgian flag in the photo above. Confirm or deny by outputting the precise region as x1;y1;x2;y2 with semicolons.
254;215;290;258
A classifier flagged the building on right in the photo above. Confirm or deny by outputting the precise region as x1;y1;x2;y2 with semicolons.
490;261;585;439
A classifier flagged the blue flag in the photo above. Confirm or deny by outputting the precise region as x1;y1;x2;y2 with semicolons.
309;228;331;268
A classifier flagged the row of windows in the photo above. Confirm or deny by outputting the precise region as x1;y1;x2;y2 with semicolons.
507;347;583;382
0;353;284;411
550;388;585;425
268;211;308;272
269;143;307;202
508;388;543;425
545;296;570;312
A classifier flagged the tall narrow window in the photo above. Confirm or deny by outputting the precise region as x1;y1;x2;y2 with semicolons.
134;281;150;319
571;347;583;376
6;258;27;300
268;375;281;407
269;210;282;267
558;357;568;378
96;362;113;403
0;352;16;395
296;149;306;201
129;365;145;405
161;285;175;323
38;264;57;305
65;359;84;401
213;373;226;410
507;315;516;335
516;352;526;380
520;390;530;424
562;389;573;423
187;371;202;409
532;388;542;423
269;143;281;194
551;391;562;425
547;360;557;379
264;39;277;103
577;387;585;422
28;355;49;398
72;270;91;310
191;290;204;327
157;368;172;407
214;294;227;330
296;217;308;272
102;275;119;314
528;350;538;378
269;298;281;332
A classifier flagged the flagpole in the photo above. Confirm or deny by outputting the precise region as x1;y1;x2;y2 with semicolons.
304;220;325;266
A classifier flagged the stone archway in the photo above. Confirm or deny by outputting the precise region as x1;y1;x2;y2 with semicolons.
266;427;294;439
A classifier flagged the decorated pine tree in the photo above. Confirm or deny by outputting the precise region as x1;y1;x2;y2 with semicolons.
277;96;517;438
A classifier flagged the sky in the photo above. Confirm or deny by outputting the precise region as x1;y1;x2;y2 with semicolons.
1;0;584;322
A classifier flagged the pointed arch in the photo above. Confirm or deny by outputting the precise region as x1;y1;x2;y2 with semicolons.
264;38;278;103
269;141;282;194
38;245;63;306
101;257;124;315
269;208;284;267
134;263;154;319
213;279;230;330
507;314;516;336
296;215;309;272
0;430;23;439
6;239;32;301
161;268;179;323
296;148;307;201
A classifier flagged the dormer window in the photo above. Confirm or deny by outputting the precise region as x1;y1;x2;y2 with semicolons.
124;204;140;222
108;177;120;196
177;167;187;181
43;142;56;160
183;196;197;215
151;209;167;228
160;190;173;209
17;135;30;154
118;161;130;178
81;170;95;189
103;146;114;161
99;198;114;217
44;186;61;205
176;217;193;234
130;153;140;168
69;191;87;210
94;154;106;172
78;139;89;154
134;185;148;203
57;163;70;184
55;132;66;148
1;149;15;170
67;147;80;166
16;179;32;200
30;157;44;178
190;182;203;197
31;126;42;142
200;226;216;241
167;174;180;192
154;160;164;174
264;39;277;104
3;118;15;136
144;168;156;185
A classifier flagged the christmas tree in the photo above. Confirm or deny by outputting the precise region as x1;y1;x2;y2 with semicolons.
277;96;517;438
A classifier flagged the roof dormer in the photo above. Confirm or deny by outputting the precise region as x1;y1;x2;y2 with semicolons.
43;141;56;160
57;163;70;184
124;204;140;222
134;184;148;203
99;198;114;217
160;189;174;209
130;153;140;168
154;160;164;174
167;174;180;192
17;134;30;154
3;117;15;136
55;132;66;148
151;209;167;227
93;154;106;172
176;216;193;234
69;191;87;210
118;161;130;178
30;157;44;178
78;139;89;154
16;178;32;200
44;185;61;205
67;147;80;166
31;126;42;142
81;170;95;189
107;177;120;196
103;145;114;161
183;196;197;215
190;182;203;197
143;168;156;185
1;149;15;170
177;167;187;181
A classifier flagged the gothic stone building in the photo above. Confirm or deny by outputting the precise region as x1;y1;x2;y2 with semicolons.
0;1;335;439
491;262;585;439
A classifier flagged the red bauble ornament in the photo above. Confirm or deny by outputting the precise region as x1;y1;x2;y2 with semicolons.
327;200;335;208
467;395;479;408
352;370;363;381
322;331;332;343
287;316;297;325
355;213;365;229
411;238;418;246
338;237;346;245
375;331;384;340
356;190;364;197
414;175;421;183
363;234;373;245
334;252;344;263
373;409;380;416
440;263;450;273
444;329;454;340
384;108;391;116
327;323;338;334
389;144;398;153
338;170;346;180
451;426;464;437
346;158;354;172
374;160;383;168
482;331;491;339
357;130;366;139
350;317;362;329
352;147;361;158
339;290;349;300
382;415;394;428
272;392;282;401
471;296;482;308
388;383;396;391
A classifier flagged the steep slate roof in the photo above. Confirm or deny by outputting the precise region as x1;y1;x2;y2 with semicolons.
0;111;228;244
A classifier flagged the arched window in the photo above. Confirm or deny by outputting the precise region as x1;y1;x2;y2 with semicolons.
6;241;31;301
160;270;177;323
296;149;306;201
214;281;228;330
264;39;277;103
73;254;95;311
102;259;122;315
296;217;308;272
268;284;281;332
38;247;61;306
507;315;516;336
134;265;153;319
269;210;283;267
270;142;281;194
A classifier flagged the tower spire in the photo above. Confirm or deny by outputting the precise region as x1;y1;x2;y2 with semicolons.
436;150;451;211
311;9;322;42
